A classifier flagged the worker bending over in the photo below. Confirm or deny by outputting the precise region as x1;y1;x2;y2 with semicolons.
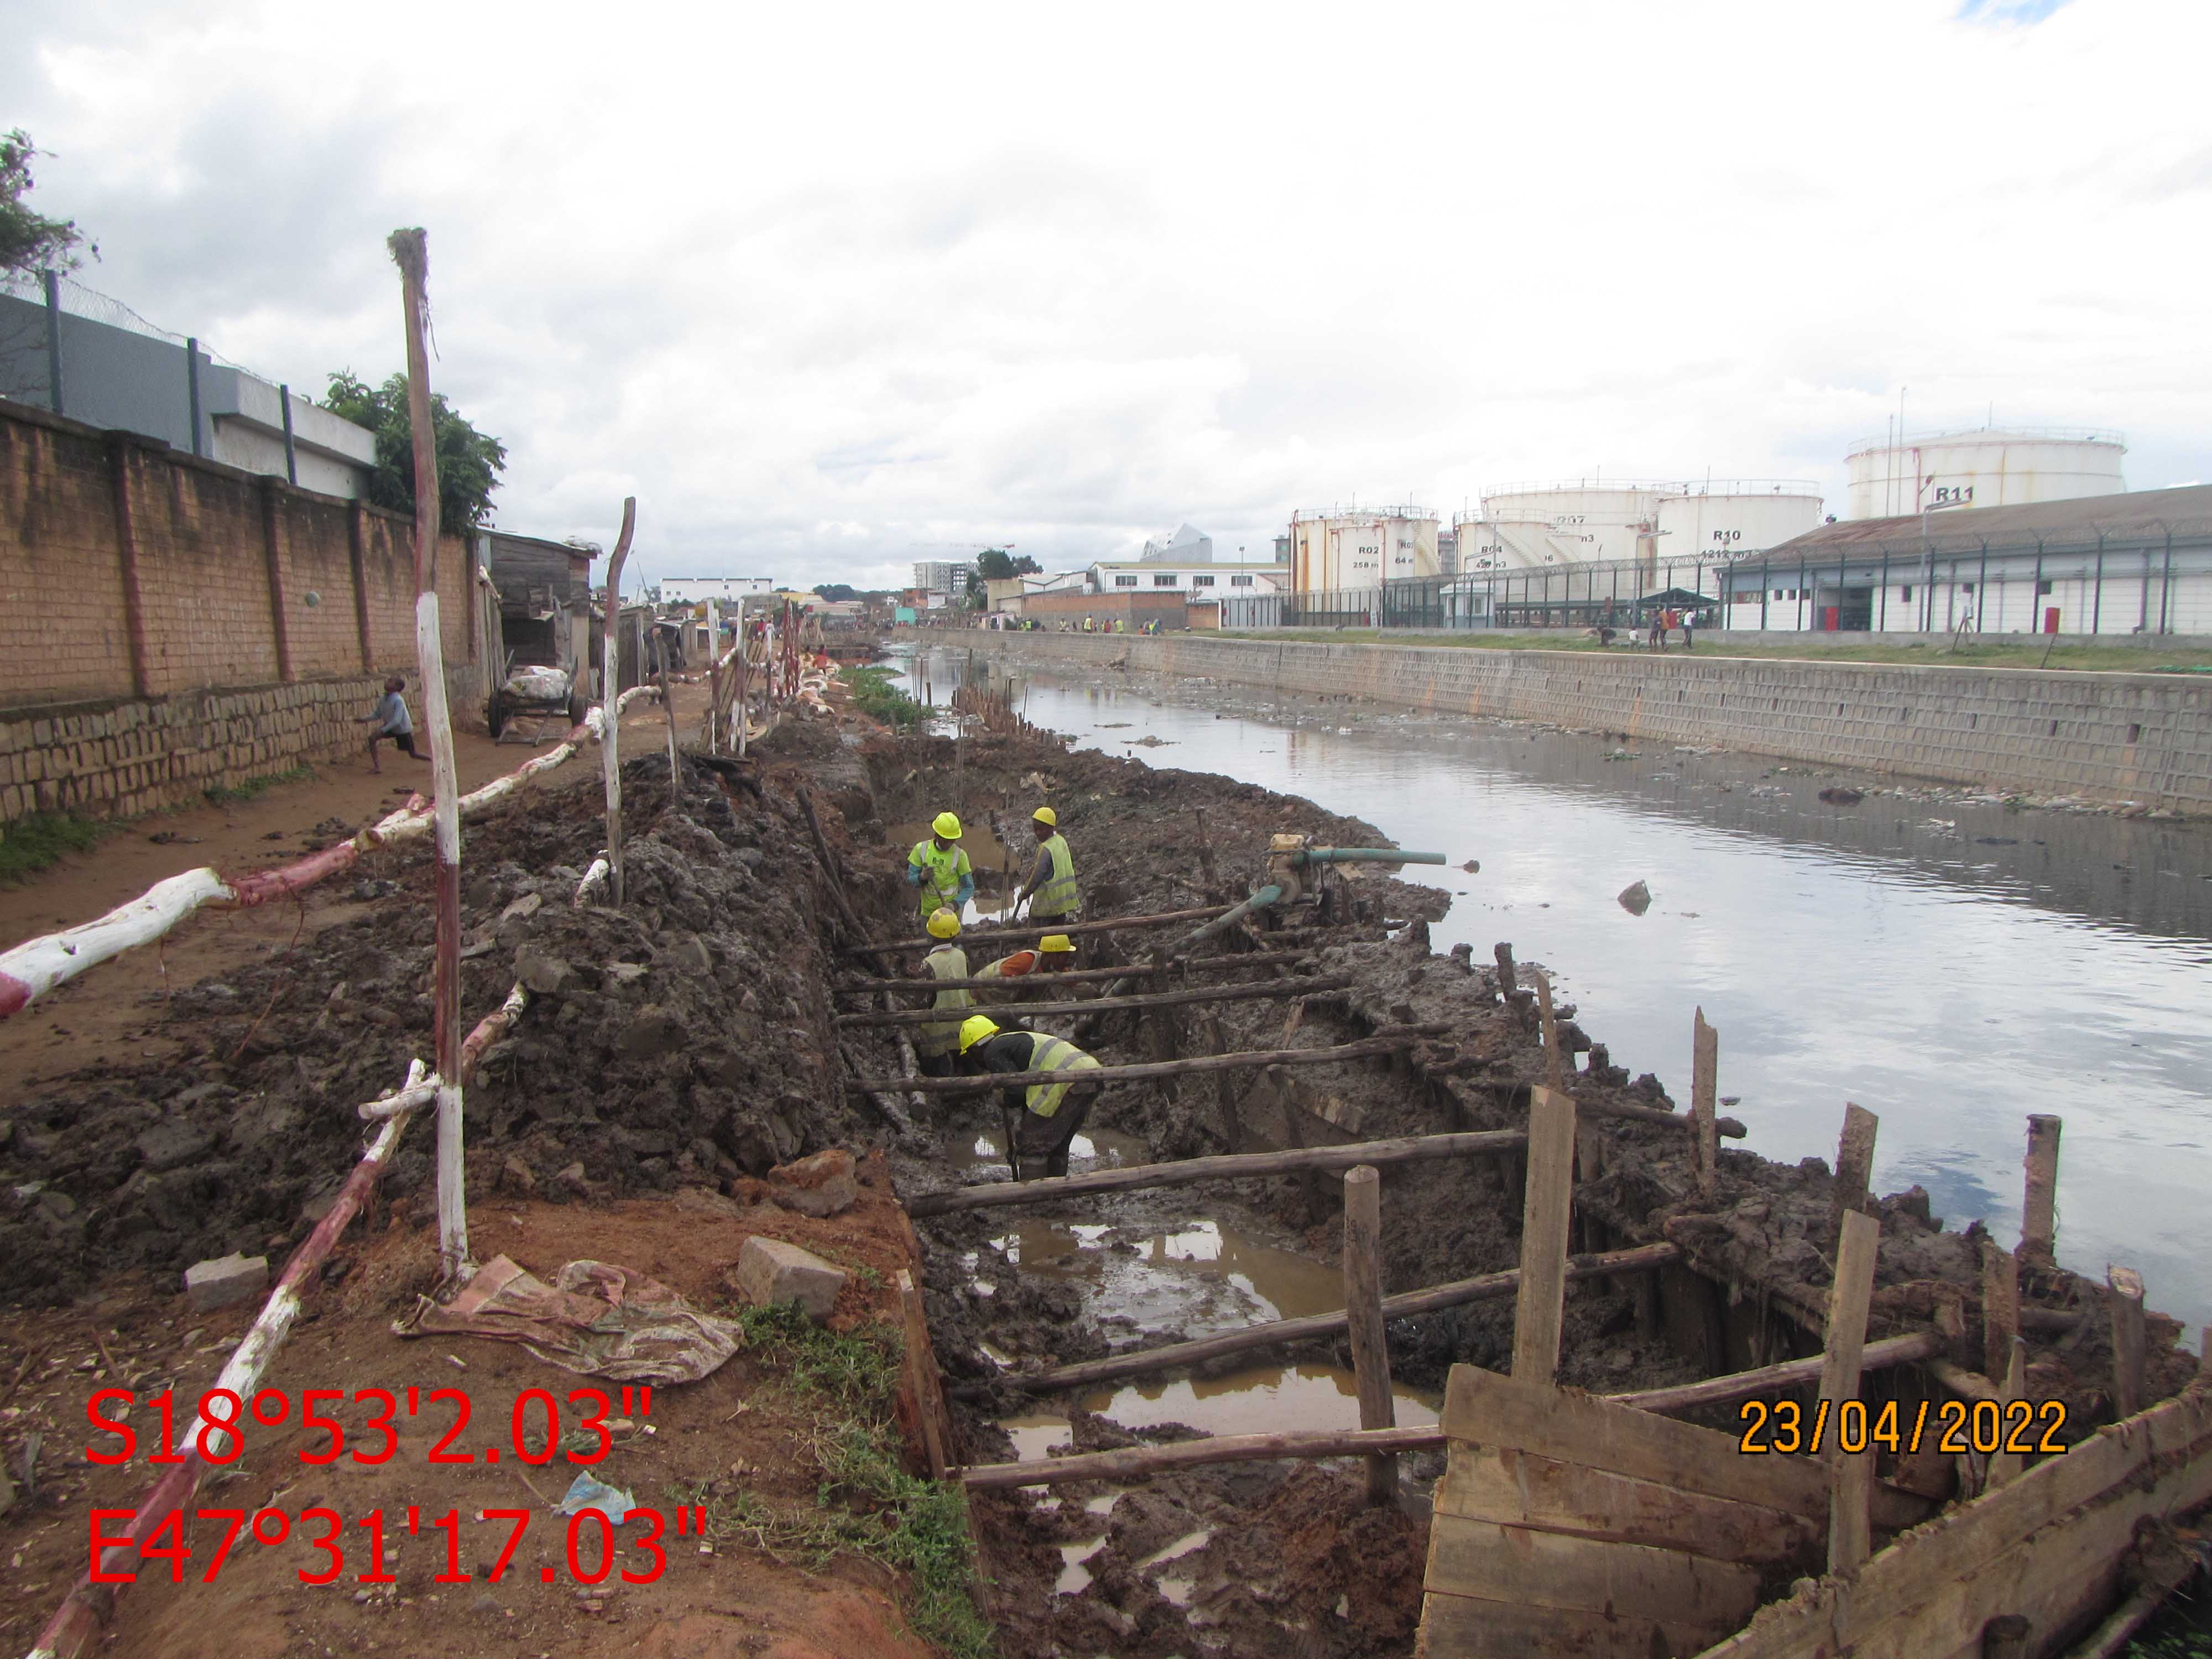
1015;806;1081;927
957;1015;1101;1182
906;812;974;923
911;909;972;1077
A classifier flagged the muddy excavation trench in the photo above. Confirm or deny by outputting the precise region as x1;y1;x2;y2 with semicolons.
3;686;2203;1659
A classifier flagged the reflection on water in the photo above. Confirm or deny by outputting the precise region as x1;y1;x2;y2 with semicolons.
900;645;2212;1341
1003;1364;1441;1464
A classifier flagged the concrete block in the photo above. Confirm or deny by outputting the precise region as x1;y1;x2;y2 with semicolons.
184;1251;269;1313
733;1236;845;1322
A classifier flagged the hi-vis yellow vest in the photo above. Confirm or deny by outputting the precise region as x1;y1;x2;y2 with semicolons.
1022;1033;1100;1119
910;839;969;919
914;945;972;1060
1032;832;1079;918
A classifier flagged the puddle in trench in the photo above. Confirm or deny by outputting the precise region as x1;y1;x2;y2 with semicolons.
883;816;1037;926
1000;1364;1441;1464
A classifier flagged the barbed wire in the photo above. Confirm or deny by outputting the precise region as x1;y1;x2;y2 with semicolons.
0;268;291;388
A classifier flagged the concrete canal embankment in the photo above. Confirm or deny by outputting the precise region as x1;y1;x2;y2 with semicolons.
948;630;2212;813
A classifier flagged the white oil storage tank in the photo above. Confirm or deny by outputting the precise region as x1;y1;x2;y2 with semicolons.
1290;508;1439;590
1475;482;1668;567
1655;483;1824;565
1845;427;2125;519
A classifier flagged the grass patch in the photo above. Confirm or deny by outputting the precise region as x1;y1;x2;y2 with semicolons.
676;1300;992;1657
204;763;316;805
0;811;108;883
1217;629;2212;673
838;666;927;732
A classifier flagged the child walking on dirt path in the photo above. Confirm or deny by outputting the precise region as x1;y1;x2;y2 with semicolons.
361;676;427;774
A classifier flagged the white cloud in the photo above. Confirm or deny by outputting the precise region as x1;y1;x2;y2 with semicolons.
4;0;2207;587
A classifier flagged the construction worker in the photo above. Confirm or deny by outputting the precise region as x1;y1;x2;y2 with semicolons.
906;812;973;923
912;909;973;1076
1015;806;1081;927
957;1015;1102;1182
1036;932;1076;975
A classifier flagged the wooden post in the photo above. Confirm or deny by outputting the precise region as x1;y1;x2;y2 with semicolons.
1832;1102;1879;1238
896;1269;949;1480
1981;1240;2019;1383
1492;941;1516;1001
1533;968;1565;1091
1692;1008;1719;1201
389;227;469;1284
1989;1337;2028;1488
2020;1114;2061;1268
1199;1010;1242;1152
598;499;637;906
659;632;680;795
1342;1166;1396;1504
1822;1207;1881;1575
1512;1085;1577;1384
2108;1266;2146;1419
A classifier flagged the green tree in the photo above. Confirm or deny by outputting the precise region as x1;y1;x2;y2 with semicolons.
974;549;1015;581
1;130;91;275
812;582;860;602
1010;554;1041;576
322;371;507;532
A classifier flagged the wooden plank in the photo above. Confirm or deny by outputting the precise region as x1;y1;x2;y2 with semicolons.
961;1423;1443;1489
860;902;1229;953
1822;1207;1881;1574
2108;1267;2146;1419
1988;1337;2027;1489
1343;1165;1396;1504
896;1269;948;1480
834;973;1349;1027
1692;1009;1719;1200
1832;1102;1879;1238
1418;1587;1720;1659
1983;1240;2020;1383
1534;967;1566;1091
1691;1390;2212;1658
1434;1446;1819;1568
904;1127;1525;1217
1425;1513;1761;1630
1616;1332;1940;1415
844;949;1313;992
2020;1114;2062;1267
853;1032;1428;1097
1441;1364;1833;1521
1513;1084;1577;1384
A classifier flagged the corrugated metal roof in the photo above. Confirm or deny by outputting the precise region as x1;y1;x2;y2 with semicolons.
1769;484;2212;561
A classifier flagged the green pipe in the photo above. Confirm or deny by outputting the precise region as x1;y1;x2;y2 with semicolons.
1295;848;1448;867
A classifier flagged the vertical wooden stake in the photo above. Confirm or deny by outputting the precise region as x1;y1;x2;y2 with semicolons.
660;633;680;795
897;1269;950;1480
1982;1241;2019;1384
2020;1115;2062;1268
598;500;637;906
1492;942;1516;1001
1533;968;1566;1091
1989;1337;2028;1488
389;228;469;1284
1691;1008;1719;1202
2108;1266;2147;1420
1512;1086;1577;1385
1199;1010;1241;1152
1822;1207;1881;1575
1342;1166;1396;1505
1832;1102;1879;1239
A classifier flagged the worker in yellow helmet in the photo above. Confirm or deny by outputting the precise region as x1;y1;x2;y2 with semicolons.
1014;806;1081;930
912;909;973;1076
956;1014;1102;1181
905;811;973;924
1036;932;1076;976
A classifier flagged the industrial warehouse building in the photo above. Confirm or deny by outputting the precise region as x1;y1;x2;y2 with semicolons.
1724;484;2212;635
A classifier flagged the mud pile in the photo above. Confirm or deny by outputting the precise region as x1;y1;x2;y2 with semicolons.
0;749;869;1303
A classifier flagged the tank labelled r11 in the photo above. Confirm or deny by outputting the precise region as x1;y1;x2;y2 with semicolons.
1844;426;2126;520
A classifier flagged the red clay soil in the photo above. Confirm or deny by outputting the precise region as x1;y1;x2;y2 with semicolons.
0;1165;940;1659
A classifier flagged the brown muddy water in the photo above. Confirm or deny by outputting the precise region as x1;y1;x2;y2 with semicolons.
896;643;2212;1345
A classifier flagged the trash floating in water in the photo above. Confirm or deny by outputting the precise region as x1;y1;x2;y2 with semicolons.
1616;880;1652;916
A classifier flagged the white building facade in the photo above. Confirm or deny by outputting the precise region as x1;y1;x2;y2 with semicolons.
1089;560;1289;597
659;577;778;604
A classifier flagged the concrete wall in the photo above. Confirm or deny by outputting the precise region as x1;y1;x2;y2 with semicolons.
954;630;2212;813
0;397;487;823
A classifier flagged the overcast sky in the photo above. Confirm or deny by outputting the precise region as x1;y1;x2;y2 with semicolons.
5;0;2208;591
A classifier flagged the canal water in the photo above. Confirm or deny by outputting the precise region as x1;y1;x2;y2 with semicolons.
895;643;2212;1346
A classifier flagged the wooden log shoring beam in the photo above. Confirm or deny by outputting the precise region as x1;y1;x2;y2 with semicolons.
963;1328;1955;1488
853;1032;1427;1098
977;1243;1680;1396
1692;1007;1719;1199
833;974;1350;1028
844;950;1314;994
2020;1114;2062;1267
904;1128;1529;1218
2109;1267;2147;1419
850;904;1230;954
1342;1166;1396;1504
1822;1207;1882;1574
1512;1084;1577;1384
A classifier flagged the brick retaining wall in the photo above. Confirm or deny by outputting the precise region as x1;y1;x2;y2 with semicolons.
950;631;2212;813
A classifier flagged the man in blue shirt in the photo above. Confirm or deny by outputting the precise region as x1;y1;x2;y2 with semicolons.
361;676;426;774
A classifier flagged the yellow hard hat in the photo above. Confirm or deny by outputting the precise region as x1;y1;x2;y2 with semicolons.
1033;806;1057;827
1039;933;1074;954
957;1014;1000;1052
932;812;962;840
926;908;961;940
